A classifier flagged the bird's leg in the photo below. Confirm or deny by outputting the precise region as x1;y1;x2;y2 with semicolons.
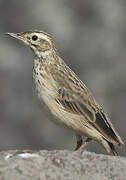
75;134;83;150
77;138;91;152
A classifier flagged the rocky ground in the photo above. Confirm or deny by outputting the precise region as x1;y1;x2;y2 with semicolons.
0;150;125;180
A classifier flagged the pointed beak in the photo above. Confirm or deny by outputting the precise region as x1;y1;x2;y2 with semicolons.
5;32;27;44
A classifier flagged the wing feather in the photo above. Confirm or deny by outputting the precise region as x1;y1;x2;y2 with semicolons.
56;88;123;145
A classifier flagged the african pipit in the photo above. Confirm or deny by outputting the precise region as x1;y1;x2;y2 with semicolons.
7;30;124;155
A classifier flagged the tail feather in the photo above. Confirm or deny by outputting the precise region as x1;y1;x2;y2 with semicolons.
108;141;118;156
95;111;124;146
101;137;118;156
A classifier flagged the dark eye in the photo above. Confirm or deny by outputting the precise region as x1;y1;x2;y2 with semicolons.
32;35;38;41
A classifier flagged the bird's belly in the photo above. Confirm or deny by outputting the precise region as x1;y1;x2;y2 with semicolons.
32;73;67;127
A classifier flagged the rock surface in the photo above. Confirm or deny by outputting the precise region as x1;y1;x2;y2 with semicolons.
0;150;125;180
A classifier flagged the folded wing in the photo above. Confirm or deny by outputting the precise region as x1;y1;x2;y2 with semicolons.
56;88;123;145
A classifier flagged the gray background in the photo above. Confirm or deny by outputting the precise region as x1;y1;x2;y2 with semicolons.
0;0;126;156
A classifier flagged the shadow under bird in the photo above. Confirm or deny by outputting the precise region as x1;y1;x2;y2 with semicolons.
6;30;124;155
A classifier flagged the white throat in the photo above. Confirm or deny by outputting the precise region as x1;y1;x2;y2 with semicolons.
35;49;52;59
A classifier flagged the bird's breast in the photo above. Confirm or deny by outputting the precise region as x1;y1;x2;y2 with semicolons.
32;60;57;106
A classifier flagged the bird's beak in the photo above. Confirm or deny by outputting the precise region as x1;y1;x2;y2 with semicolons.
5;32;28;44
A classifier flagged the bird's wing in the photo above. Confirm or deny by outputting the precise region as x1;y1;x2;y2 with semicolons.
56;88;122;145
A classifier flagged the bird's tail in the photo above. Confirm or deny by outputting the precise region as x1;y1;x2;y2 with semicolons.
100;137;118;156
107;141;118;156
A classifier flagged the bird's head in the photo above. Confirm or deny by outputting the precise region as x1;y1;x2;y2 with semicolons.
6;30;57;57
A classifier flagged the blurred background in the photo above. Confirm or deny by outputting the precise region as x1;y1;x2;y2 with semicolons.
0;0;126;156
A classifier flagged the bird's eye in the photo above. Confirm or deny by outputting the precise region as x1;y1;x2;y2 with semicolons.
32;35;38;41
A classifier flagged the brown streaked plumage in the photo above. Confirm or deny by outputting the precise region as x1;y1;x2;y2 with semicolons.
6;30;124;155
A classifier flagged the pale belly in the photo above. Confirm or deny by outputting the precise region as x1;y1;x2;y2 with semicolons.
32;69;68;128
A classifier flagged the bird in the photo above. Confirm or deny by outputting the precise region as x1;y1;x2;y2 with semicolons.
6;30;124;155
